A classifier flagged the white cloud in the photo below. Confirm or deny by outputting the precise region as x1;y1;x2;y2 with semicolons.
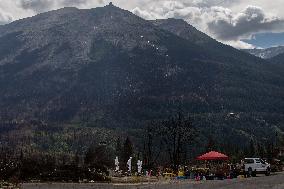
0;11;12;25
132;7;163;20
0;0;36;23
208;6;284;41
221;40;255;49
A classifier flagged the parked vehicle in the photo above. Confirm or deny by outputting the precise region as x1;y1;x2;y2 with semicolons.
243;158;270;177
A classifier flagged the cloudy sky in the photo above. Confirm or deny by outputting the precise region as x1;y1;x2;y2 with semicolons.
1;0;284;49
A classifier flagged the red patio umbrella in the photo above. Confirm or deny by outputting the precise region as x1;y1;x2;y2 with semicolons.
196;151;229;161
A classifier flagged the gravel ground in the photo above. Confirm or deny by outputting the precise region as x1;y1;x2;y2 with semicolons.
21;172;284;189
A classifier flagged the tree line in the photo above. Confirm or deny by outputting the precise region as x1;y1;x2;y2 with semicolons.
0;113;283;182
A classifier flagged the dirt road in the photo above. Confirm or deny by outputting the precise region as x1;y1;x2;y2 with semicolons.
21;172;284;189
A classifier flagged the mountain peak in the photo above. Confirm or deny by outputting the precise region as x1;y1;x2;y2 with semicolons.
103;1;122;11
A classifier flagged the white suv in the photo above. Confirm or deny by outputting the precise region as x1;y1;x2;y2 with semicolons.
244;158;271;176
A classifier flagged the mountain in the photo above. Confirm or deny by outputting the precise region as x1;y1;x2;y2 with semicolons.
0;4;283;150
243;46;284;59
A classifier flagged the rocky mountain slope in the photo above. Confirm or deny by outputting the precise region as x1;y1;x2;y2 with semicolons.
244;46;284;59
0;4;283;148
269;52;284;64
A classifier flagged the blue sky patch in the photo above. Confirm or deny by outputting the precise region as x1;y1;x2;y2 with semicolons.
243;32;284;48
